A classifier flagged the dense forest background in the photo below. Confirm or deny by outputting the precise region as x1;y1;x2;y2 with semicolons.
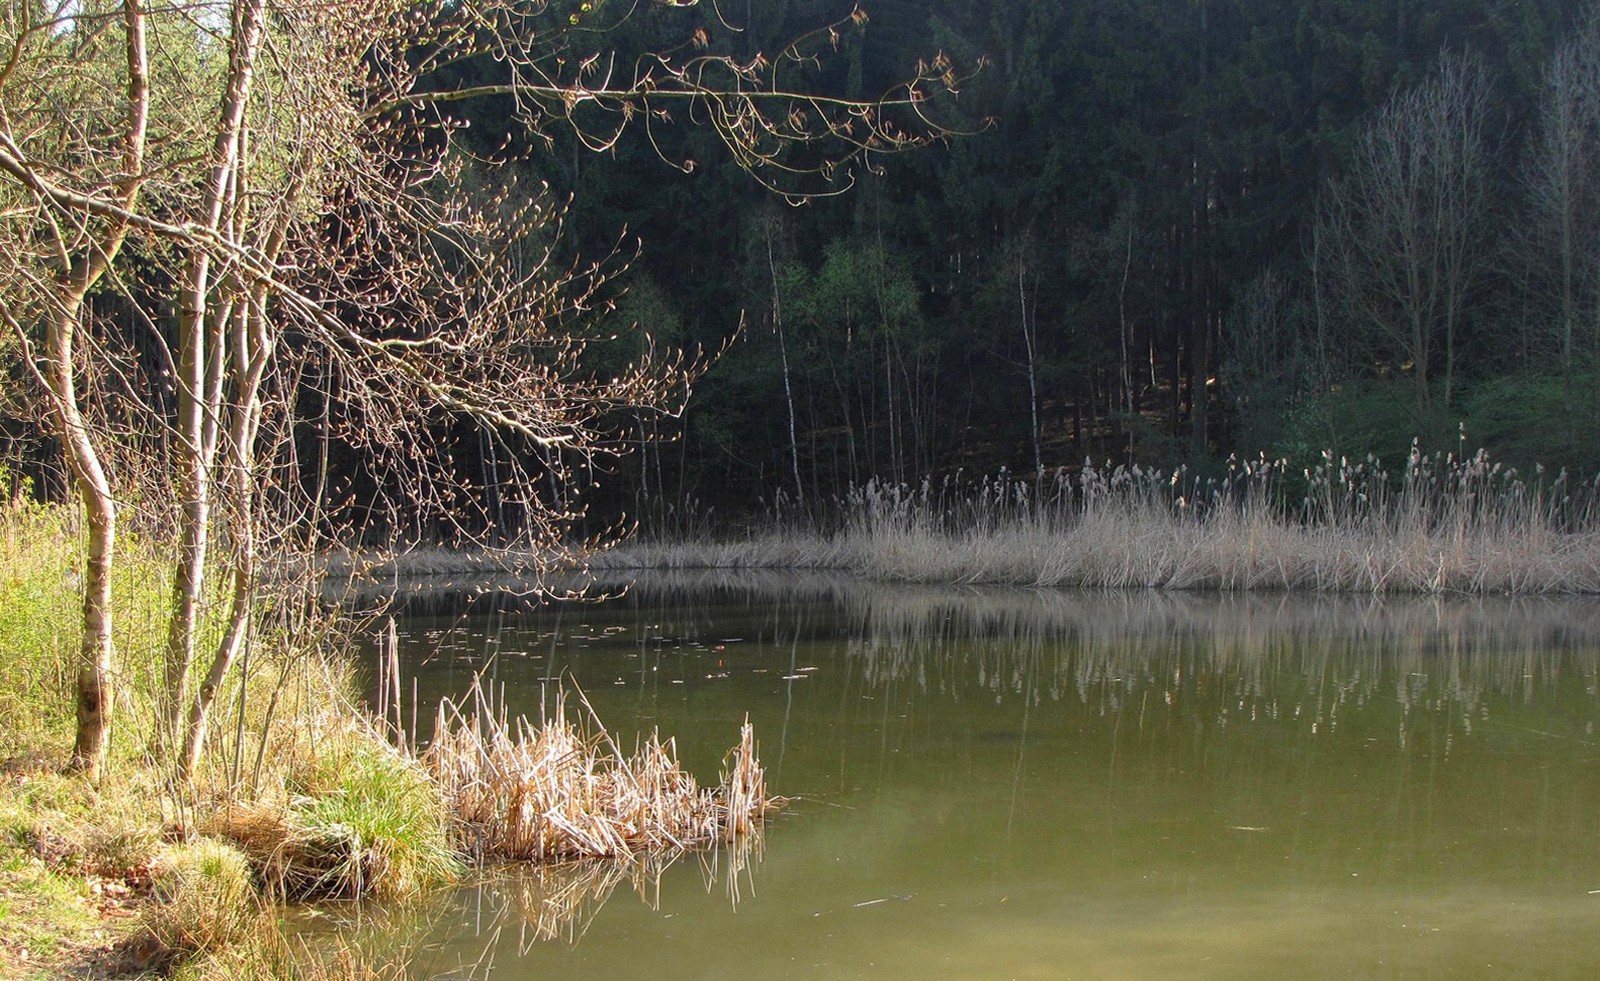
486;0;1600;530
14;0;1600;540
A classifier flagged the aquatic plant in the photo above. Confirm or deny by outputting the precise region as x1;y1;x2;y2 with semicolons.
597;447;1600;594
426;685;776;863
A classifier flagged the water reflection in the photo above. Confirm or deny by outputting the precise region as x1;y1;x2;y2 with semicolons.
370;574;1600;978
833;585;1600;749
458;837;760;952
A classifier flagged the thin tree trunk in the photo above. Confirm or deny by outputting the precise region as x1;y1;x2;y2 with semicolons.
1118;200;1136;461
766;227;803;505
178;120;305;781
1019;257;1041;475
179;291;273;779
31;0;151;781
165;0;267;750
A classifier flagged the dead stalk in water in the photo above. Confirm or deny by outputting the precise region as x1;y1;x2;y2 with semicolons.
425;682;779;864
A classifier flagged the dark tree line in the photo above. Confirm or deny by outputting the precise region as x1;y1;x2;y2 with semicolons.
456;0;1600;529
11;0;1600;545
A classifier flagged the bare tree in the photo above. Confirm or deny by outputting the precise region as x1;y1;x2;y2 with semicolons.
0;0;151;781
1314;50;1496;424
1;0;964;781
1522;12;1600;420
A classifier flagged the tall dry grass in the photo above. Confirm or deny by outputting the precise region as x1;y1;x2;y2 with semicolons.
599;447;1600;594
426;683;775;863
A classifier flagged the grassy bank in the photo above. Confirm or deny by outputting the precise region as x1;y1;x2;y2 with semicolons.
0;496;452;977
596;450;1600;594
0;501;774;978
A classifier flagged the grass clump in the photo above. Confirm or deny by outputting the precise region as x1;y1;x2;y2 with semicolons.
142;837;259;961
210;722;460;902
428;687;776;862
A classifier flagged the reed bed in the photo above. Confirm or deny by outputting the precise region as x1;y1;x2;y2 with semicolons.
425;685;775;864
600;447;1600;594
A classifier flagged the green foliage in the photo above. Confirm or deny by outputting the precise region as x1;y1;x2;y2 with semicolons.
813;238;924;343
273;735;459;901
1267;375;1469;472
612;273;685;351
0;500;455;961
1266;368;1600;482
526;0;1595;518
1459;370;1600;478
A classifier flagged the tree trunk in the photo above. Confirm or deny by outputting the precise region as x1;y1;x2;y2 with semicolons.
766;227;804;505
46;0;151;781
165;0;267;753
179;294;273;779
68;417;118;782
1019;257;1042;475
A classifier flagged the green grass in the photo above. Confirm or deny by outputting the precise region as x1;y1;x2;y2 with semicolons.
0;500;458;976
263;733;459;901
0;767;155;978
143;837;260;962
0;497;174;765
0;503;86;759
0;497;172;975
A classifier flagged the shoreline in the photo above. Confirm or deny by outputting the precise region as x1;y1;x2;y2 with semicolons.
323;520;1600;597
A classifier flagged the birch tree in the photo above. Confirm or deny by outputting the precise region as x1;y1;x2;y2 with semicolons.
0;0;963;780
0;0;150;781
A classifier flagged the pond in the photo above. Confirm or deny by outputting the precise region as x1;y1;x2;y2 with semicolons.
364;571;1600;978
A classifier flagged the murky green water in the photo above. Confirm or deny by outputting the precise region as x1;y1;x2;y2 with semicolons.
374;572;1600;978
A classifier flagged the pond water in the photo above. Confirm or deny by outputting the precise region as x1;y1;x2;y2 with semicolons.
371;571;1600;978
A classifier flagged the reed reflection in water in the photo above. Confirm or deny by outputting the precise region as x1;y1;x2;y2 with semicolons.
384;572;1600;979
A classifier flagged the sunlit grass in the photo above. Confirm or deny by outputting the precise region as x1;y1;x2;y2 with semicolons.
0;497;778;976
208;721;460;903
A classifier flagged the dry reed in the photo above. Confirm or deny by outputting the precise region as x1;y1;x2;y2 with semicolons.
425;684;776;864
597;448;1600;594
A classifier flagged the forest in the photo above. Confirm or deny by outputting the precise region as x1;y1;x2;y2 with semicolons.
8;2;1600;973
7;0;1600;541
451;0;1600;529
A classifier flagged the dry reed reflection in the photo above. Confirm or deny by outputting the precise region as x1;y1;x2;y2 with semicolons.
577;571;1600;754
497;832;764;950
